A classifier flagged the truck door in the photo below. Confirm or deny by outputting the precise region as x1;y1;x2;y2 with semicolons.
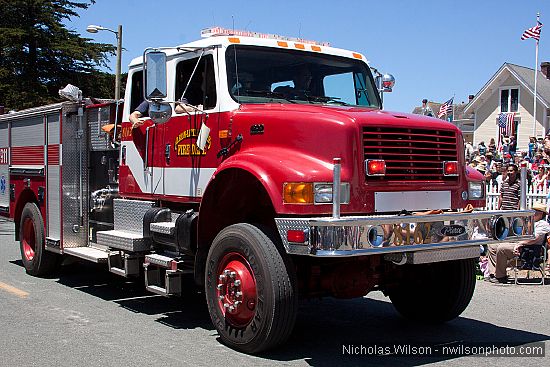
120;69;164;198
163;54;219;198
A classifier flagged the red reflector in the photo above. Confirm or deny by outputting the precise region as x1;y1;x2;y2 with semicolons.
171;260;178;271
443;161;459;176
287;230;306;243
366;159;386;176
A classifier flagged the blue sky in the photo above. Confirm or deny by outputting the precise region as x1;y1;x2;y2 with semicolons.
67;0;548;113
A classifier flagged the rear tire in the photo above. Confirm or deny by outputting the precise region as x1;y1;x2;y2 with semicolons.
19;202;59;276
387;258;476;323
205;223;297;354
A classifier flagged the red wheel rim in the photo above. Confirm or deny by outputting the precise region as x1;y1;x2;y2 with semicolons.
216;252;257;327
22;217;35;261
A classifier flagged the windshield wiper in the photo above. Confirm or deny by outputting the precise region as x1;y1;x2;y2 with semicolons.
239;90;296;103
304;95;350;106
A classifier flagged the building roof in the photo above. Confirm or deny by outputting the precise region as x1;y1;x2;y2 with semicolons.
464;62;550;113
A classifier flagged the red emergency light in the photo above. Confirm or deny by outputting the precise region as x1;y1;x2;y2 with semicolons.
287;230;306;243
443;161;459;176
366;159;386;176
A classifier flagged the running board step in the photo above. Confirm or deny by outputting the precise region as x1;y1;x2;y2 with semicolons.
107;251;143;277
63;247;108;263
96;230;150;252
150;222;175;236
143;254;188;296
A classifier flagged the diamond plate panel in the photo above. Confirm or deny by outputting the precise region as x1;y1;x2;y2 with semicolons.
62;112;88;248
275;218;310;252
150;222;175;235
408;246;480;264
96;230;150;252
113;198;154;234
145;253;174;268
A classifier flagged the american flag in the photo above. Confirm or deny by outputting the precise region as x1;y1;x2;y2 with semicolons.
437;97;453;118
521;21;542;41
497;112;515;150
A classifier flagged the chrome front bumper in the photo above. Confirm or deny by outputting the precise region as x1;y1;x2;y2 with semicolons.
275;210;535;261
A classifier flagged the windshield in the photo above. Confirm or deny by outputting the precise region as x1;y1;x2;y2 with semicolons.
226;45;381;108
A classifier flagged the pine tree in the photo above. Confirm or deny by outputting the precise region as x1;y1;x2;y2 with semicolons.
0;0;116;110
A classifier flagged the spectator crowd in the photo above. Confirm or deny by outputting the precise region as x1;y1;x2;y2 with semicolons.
466;134;550;192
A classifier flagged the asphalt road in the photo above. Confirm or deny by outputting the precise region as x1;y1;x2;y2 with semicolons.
0;218;548;367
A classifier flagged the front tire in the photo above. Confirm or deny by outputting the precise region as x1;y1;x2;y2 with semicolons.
205;223;297;354
19;202;59;276
387;258;476;323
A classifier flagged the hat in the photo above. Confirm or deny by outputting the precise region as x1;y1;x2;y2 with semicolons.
486;152;493;156
532;202;548;214
472;157;481;162
475;164;486;172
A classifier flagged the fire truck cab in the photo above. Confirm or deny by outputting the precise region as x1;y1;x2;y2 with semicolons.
0;27;535;353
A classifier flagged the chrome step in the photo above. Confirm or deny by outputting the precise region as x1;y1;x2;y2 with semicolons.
107;251;142;277
150;221;176;236
96;230;150;252
145;253;176;268
143;253;187;296
64;246;108;263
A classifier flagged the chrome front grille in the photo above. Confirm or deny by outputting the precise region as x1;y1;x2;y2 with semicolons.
363;126;458;182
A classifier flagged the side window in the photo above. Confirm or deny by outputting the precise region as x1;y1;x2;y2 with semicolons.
175;55;217;109
130;70;143;112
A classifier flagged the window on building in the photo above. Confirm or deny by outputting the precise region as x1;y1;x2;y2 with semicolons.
500;88;519;113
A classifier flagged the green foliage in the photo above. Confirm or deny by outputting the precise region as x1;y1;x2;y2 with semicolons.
0;0;117;110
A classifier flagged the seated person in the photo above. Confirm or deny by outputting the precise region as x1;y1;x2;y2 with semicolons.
129;98;199;129
273;66;312;100
486;202;550;283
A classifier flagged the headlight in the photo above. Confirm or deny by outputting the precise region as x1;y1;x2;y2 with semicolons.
468;182;484;199
314;183;350;204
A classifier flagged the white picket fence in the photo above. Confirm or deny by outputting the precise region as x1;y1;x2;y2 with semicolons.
485;181;548;210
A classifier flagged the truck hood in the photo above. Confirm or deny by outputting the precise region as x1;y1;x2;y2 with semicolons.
235;103;460;131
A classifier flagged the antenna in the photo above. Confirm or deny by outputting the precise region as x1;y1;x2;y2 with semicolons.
232;15;235;33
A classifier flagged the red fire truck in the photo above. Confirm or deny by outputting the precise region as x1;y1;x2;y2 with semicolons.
0;27;534;353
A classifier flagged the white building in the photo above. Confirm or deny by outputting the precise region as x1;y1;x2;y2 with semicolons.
464;62;550;150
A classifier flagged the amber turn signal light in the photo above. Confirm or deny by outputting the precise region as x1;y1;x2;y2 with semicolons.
283;183;314;204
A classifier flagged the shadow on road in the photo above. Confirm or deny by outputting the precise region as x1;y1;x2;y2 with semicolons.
260;296;550;366
10;258;549;366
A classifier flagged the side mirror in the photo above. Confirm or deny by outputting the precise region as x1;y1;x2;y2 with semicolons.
145;50;167;100
375;74;396;93
148;101;172;124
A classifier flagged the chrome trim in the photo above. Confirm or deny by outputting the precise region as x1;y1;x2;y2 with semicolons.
275;209;535;257
9;166;45;176
332;158;341;218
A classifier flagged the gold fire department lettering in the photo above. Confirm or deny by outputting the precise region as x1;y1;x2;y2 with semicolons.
175;129;211;156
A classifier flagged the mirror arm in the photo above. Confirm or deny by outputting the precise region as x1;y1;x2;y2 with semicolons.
180;49;205;101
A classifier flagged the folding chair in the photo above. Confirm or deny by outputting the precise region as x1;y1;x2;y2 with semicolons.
513;235;548;285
